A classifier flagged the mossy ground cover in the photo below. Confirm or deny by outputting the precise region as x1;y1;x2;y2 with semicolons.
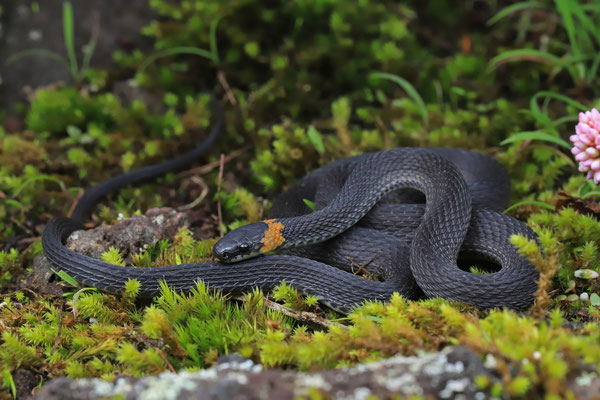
1;1;600;398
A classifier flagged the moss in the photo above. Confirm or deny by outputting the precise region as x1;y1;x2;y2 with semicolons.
0;135;47;172
26;88;117;134
259;299;600;398
219;188;263;222
0;249;19;287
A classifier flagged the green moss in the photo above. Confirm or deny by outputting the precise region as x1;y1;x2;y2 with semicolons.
26;88;117;134
101;247;126;267
260;298;600;398
272;281;319;311
219;188;263;222
0;249;19;287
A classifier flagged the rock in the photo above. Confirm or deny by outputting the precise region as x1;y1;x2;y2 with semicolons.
67;207;191;260
33;347;497;400
0;0;154;110
29;207;193;292
13;368;38;400
22;255;64;297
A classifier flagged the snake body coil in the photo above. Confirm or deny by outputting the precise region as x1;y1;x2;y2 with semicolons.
41;102;539;312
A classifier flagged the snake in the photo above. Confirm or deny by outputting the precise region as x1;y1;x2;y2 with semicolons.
41;98;539;313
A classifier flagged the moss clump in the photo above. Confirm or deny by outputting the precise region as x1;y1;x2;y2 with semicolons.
0;280;296;382
130;0;419;117
26;88;118;134
0;249;19;288
0;135;47;172
260;297;600;399
219;187;264;223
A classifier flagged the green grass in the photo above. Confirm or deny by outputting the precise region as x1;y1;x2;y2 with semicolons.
6;2;98;84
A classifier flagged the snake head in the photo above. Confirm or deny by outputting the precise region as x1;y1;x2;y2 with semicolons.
213;220;285;262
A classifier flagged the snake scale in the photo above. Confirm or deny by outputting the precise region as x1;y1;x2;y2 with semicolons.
42;98;539;313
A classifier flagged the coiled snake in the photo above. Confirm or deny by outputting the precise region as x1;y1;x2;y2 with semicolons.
42;99;538;313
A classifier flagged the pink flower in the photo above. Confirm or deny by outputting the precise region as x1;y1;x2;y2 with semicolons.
571;108;600;184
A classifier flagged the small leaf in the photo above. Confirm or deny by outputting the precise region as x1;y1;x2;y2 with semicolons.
50;268;79;286
303;199;316;211
564;280;576;293
567;294;580;302
574;269;600;280
590;293;600;306
140;46;217;72
307;126;325;154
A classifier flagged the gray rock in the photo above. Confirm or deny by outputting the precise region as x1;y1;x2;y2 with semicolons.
34;347;497;400
30;207;192;291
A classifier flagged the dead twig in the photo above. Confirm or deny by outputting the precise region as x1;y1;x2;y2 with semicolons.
236;295;348;331
348;250;381;277
154;347;177;373
217;71;237;105
67;188;84;219
263;297;348;330
177;176;209;211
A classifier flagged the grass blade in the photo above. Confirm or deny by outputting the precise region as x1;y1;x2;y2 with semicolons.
500;131;572;150
370;72;428;125
532;91;588;112
209;16;222;64
504;200;555;214
582;191;600;199
50;268;79;287
62;1;78;78
81;15;101;78
140;46;217;72
489;49;568;70
5;49;69;70
587;53;600;84
487;1;547;26
552;115;579;127
529;96;555;132
528;91;587;134
555;0;581;59
571;4;600;48
12;175;67;197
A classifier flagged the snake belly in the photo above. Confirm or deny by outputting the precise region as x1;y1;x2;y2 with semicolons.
42;146;539;313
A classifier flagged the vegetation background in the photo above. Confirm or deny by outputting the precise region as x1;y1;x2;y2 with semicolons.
1;0;600;398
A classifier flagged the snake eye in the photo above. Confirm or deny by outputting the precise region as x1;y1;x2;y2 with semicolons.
239;243;251;253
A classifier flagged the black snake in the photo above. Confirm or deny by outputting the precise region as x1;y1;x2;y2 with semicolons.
42;99;539;313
